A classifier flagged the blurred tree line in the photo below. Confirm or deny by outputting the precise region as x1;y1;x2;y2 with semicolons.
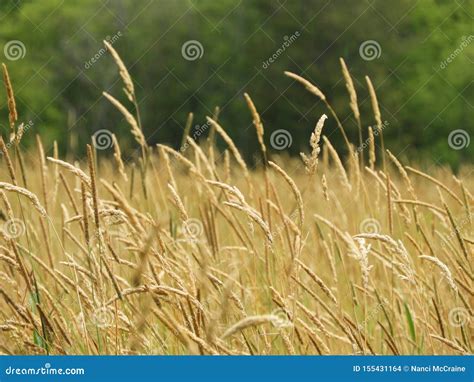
0;0;472;166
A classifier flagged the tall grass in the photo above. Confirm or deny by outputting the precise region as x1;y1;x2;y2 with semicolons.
0;48;472;355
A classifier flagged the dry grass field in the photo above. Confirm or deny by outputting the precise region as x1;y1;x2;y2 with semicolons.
0;45;472;355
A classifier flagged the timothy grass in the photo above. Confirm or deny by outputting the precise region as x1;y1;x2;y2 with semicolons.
0;49;472;355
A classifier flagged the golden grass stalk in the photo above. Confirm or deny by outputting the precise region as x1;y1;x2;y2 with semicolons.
86;145;100;232
159;145;178;190
47;157;91;188
285;71;351;152
100;179;144;234
244;93;266;160
36;135;49;214
268;161;304;228
296;259;337;304
1;63;17;132
221;314;282;339
52;141;59;200
103;40;134;102
224;201;273;243
365;76;382;131
185;137;215;179
112;134;128;182
0;190;14;219
365;76;385;170
368;126;375;170
180;112;194;149
205;116;253;196
80;182;90;246
405;166;463;206
443;201;470;260
205;117;247;175
0;56;471;357
0;137;18;185
300;114;327;175
419;256;457;292
206;180;246;205
167;183;188;222
0;182;46;217
430;334;468;354
321;174;329;201
284;71;326;101
339;58;360;122
340;58;362;156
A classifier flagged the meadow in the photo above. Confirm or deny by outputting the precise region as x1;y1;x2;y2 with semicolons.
0;44;472;355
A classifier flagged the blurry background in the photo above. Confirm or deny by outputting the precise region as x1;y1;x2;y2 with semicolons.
0;0;472;166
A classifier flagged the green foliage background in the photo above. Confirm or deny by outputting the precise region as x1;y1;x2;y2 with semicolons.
0;0;472;166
